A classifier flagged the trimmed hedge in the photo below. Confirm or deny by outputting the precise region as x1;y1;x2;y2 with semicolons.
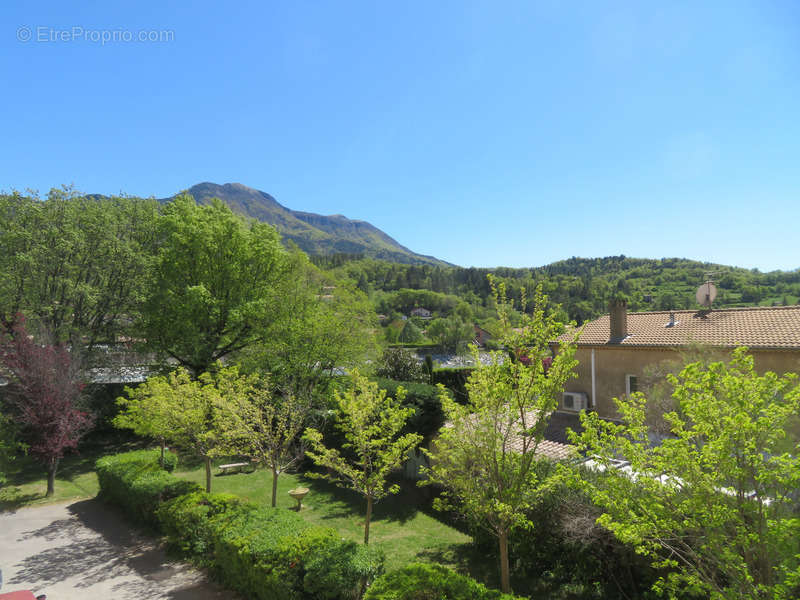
95;449;198;526
364;563;523;600
97;451;385;600
305;539;386;600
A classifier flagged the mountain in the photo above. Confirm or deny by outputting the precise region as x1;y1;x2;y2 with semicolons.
159;182;450;267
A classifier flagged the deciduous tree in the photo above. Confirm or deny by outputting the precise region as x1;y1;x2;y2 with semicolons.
115;367;225;492
243;250;378;402
210;366;310;507
141;195;288;374
303;371;422;544
423;279;578;593
574;347;800;600
0;319;93;496
0;189;159;348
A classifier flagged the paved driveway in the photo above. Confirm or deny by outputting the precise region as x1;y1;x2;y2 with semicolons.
0;500;233;599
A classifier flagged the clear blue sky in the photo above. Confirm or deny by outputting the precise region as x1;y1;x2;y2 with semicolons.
2;1;799;271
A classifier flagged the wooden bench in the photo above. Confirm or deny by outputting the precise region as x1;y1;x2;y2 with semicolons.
218;462;250;474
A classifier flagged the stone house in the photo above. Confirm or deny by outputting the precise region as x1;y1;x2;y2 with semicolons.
553;302;800;419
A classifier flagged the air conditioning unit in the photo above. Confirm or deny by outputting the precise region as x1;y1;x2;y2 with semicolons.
562;391;588;411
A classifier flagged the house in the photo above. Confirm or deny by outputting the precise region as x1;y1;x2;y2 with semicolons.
553;301;800;419
473;325;494;347
410;307;432;319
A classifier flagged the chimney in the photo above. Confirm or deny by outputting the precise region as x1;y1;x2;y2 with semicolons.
609;299;628;342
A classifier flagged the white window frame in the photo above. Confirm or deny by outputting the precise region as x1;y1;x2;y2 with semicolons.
626;374;638;396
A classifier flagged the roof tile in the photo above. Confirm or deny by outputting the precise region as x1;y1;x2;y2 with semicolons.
559;305;800;349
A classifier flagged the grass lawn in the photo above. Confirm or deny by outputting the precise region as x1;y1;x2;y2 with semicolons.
0;432;145;511
174;458;475;573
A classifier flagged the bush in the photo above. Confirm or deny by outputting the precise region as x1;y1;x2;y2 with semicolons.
364;563;522;600
376;348;426;383
431;367;472;403
157;491;245;558
469;468;660;599
374;378;446;441
98;449;385;600
304;538;385;600
95;449;200;527
211;505;337;600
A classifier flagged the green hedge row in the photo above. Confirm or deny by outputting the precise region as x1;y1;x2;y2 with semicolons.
96;451;385;600
95;449;197;527
364;563;523;600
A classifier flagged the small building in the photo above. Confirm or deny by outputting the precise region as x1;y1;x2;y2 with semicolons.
410;307;432;319
554;302;800;419
472;325;494;347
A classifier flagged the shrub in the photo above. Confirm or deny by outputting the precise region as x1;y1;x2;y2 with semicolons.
211;505;338;600
376;348;426;383
468;469;659;599
373;378;446;441
431;367;472;403
95;449;200;527
364;563;521;600
98;449;384;600
157;491;245;558
304;538;386;600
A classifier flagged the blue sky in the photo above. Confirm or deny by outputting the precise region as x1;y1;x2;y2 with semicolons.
2;1;799;271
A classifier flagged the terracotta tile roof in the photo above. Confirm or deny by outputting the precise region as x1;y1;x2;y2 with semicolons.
558;305;800;349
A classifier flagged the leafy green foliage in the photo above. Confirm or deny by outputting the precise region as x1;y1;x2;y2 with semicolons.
304;539;386;600
211;505;332;600
100;449;384;600
363;563;523;600
431;367;472;403
303;371;423;544
209;366;309;506
114;367;231;492
425;316;474;352
0;410;20;488
373;378;446;442
95;449;201;526
157;490;244;557
375;348;427;383
324;255;800;326
470;462;660;599
574;347;800;600
423;279;578;593
0;188;159;347
240;250;378;401
141;195;288;374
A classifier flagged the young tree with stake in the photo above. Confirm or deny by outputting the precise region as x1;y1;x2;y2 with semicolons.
423;279;578;594
303;371;422;544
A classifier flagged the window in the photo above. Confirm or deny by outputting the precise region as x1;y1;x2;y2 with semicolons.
626;374;638;396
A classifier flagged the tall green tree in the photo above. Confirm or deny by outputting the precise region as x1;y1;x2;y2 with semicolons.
141;195;288;374
426;316;474;353
0;188;159;348
241;250;378;401
303;371;422;544
423;279;578;594
574;347;800;600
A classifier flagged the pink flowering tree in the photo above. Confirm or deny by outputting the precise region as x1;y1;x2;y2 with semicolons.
0;317;93;496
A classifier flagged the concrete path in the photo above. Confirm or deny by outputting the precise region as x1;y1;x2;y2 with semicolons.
0;500;234;599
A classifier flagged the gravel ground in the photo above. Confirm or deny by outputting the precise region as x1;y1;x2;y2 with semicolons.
0;499;233;599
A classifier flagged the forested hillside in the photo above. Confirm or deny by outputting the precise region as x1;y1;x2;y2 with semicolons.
312;254;800;325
